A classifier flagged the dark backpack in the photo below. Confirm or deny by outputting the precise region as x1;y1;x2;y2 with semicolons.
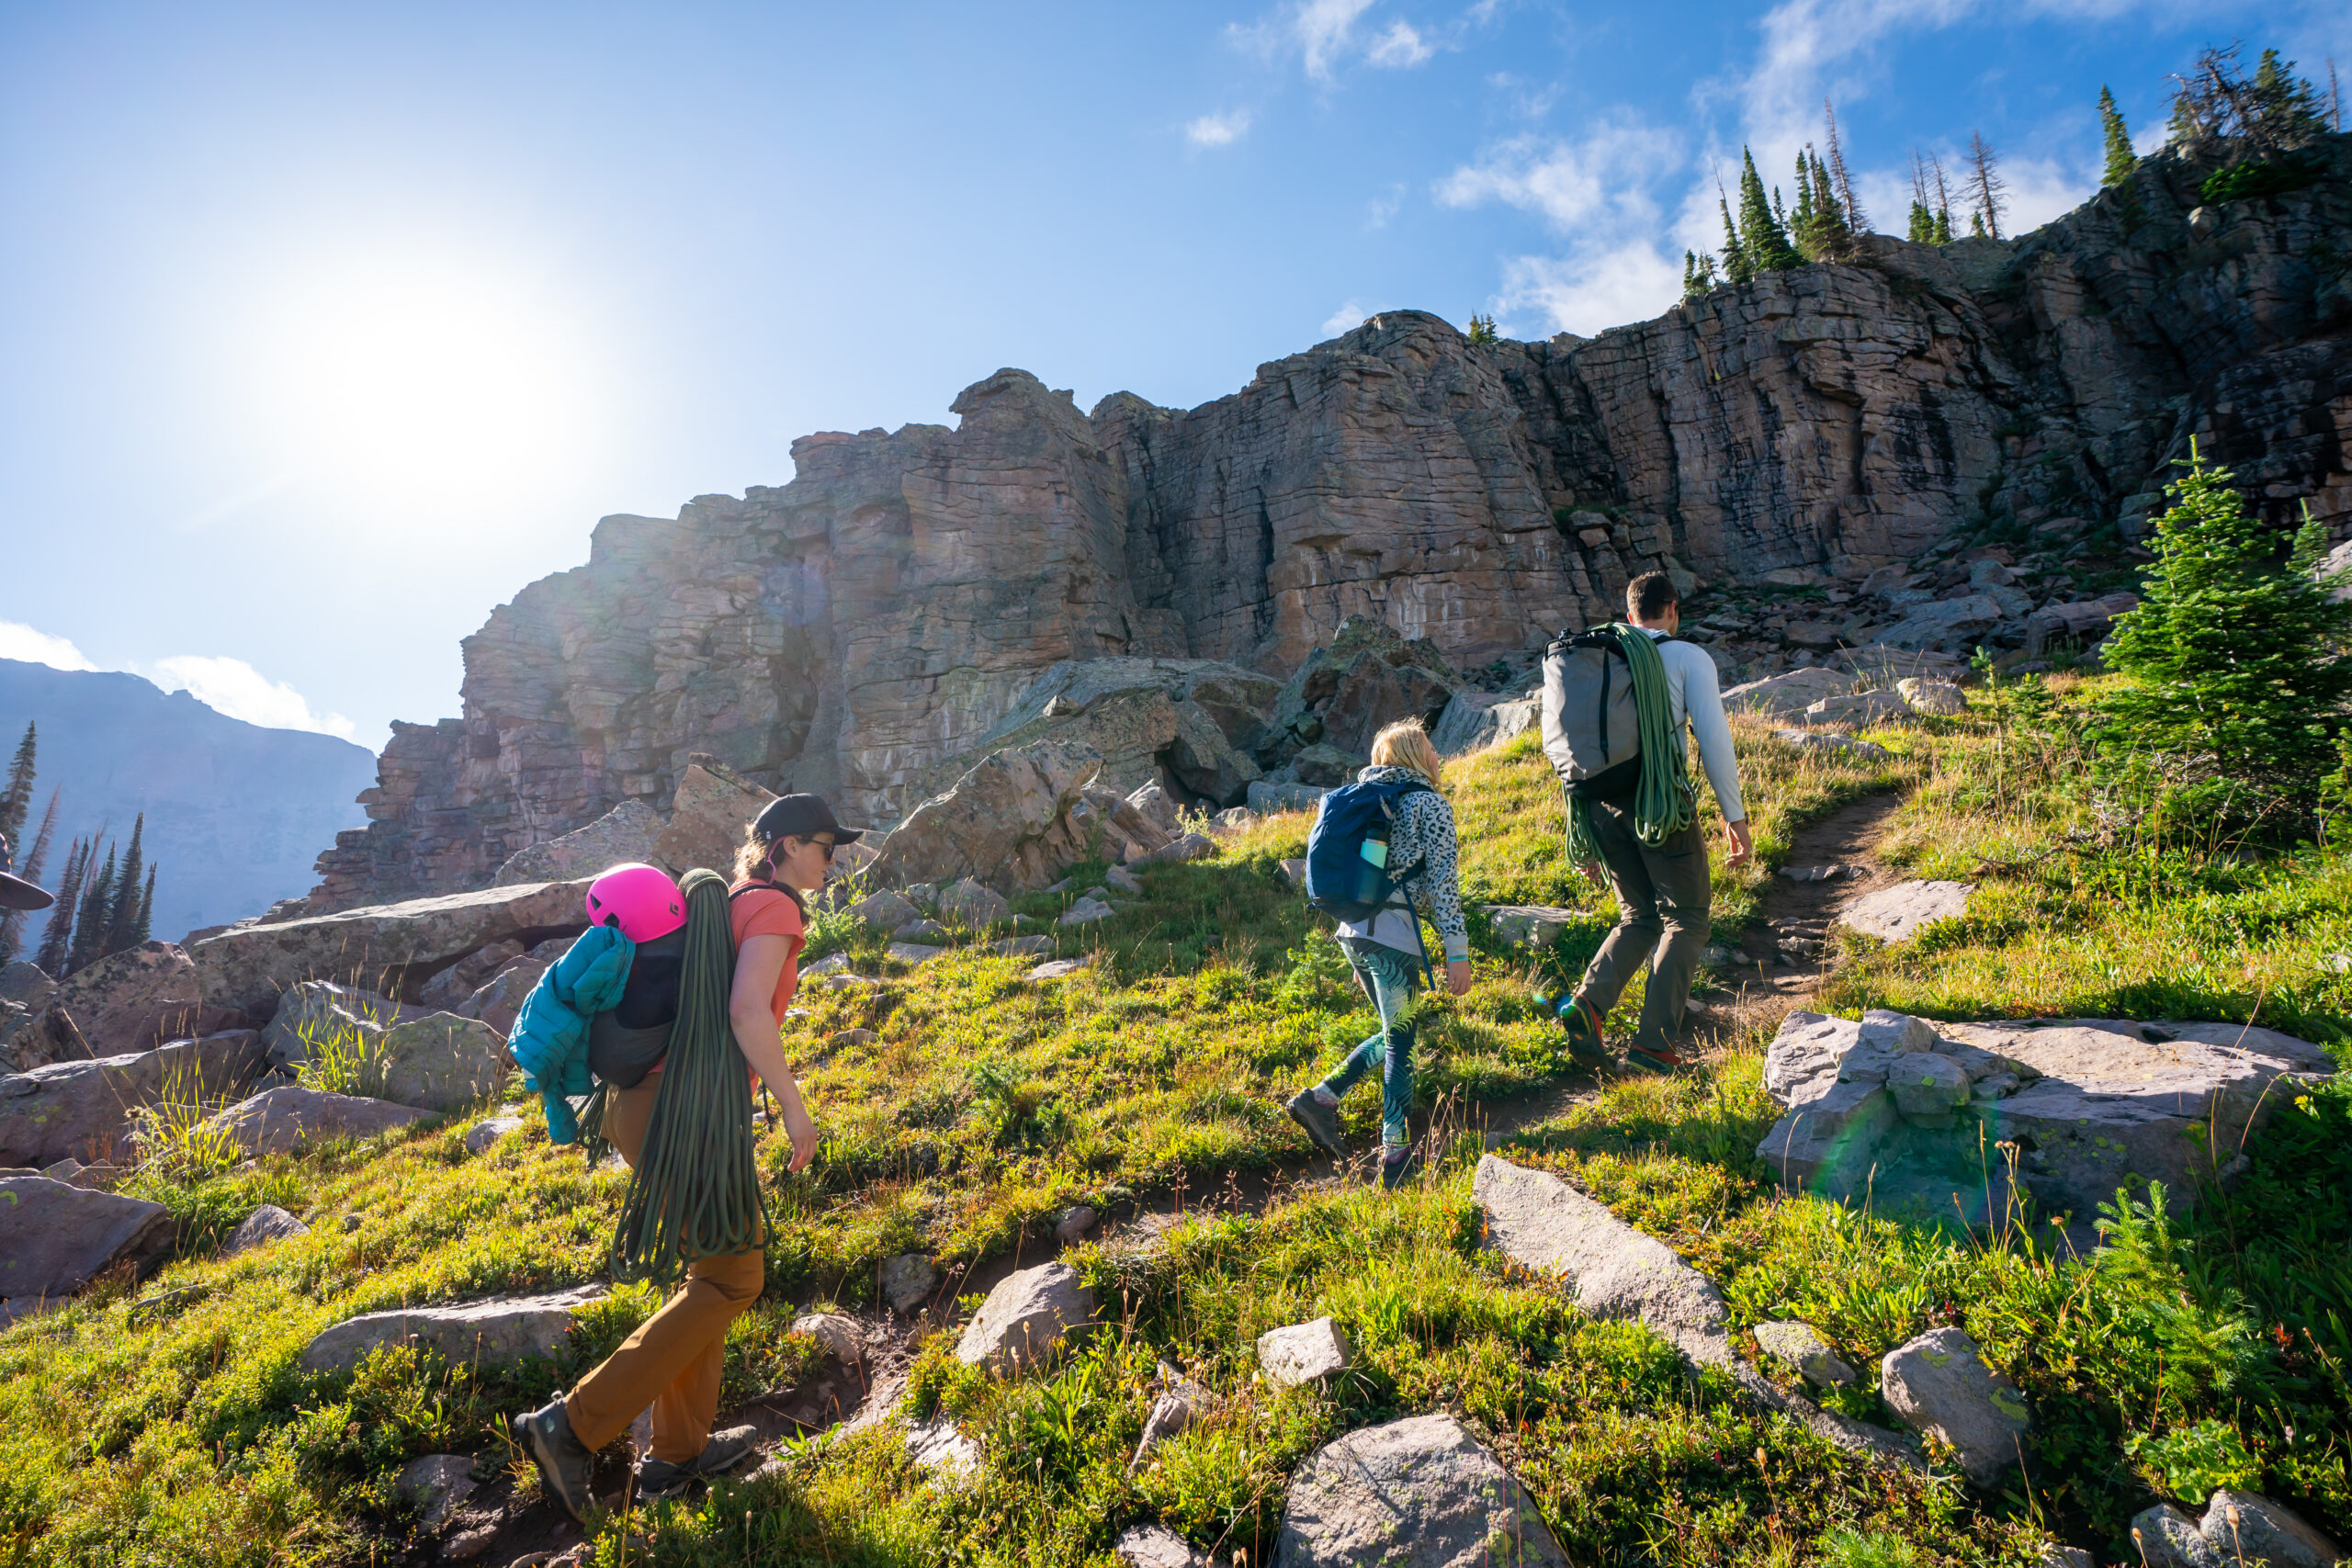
1541;626;1677;801
1303;777;1434;922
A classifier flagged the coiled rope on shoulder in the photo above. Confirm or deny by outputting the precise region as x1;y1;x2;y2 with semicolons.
608;867;768;1286
1563;624;1699;865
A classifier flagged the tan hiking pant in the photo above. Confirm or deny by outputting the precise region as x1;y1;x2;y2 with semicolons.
563;1077;764;1464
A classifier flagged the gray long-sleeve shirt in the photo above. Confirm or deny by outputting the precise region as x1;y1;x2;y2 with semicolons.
1644;629;1747;822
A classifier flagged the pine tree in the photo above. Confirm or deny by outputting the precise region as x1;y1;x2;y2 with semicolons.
1790;150;1817;252
1464;313;1498;344
0;788;59;967
1718;193;1751;283
1736;148;1798;272
0;722;33;848
1970;209;1987;237
1807;152;1852;259
69;843;115;976
1966;131;2007;241
104;815;146;958
1681;250;1718;300
2098;85;2135;187
1928;152;1956;243
35;838;86;977
1932;205;1954;243
2097;445;2352;834
1822;97;1866;233
134;867;155;945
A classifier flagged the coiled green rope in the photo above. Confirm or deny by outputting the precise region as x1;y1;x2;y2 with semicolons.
608;867;769;1286
1563;624;1699;865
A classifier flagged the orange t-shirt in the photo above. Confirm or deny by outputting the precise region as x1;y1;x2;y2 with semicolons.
729;881;805;1024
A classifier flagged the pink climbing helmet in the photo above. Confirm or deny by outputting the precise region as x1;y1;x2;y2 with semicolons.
583;863;687;942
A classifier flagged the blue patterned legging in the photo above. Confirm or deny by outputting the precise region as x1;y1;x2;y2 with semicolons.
1317;938;1421;1152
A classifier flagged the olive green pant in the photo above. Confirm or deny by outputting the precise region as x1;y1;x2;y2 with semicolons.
563;1077;763;1464
1575;797;1711;1055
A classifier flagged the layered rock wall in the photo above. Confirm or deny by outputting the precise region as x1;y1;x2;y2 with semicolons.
311;136;2352;908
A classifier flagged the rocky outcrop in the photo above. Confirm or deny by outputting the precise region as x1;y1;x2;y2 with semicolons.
955;1260;1093;1376
0;1175;177;1310
0;1030;268;1169
201;1085;435;1156
491;800;665;886
865;740;1178;893
305;141;2352;908
1879;1326;2030;1484
52;942;210;1055
299;1284;606;1375
1271;1412;1567;1568
371;1014;510;1112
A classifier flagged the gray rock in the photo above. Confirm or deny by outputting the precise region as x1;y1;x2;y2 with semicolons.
1257;1317;1353;1387
886;942;947;964
1114;1525;1204;1568
2025;595;2139;659
1058;897;1115;927
1271;1411;1566;1568
1880;1326;2030;1484
1724;667;1854;719
0;1030;268;1169
1246;781;1330;814
1430;692;1539;755
202;1086;435;1157
1897;677;1968;716
463;1116;524;1155
1129;1365;1213;1470
824;1027;879;1051
262;982;416;1073
1211;807;1256;831
299;1284;606;1376
1027;959;1088;981
2133;1506;2222;1568
1770;728;1893;761
1126;783;1184;834
1279;858;1308;887
0;1175;176;1306
2035;1546;2093;1568
0;961;54;1010
1483;905;1580;948
937;876;1012;929
52;942;209;1056
892;919;951;942
394;1453;478;1531
956;1261;1094;1377
1131;832;1213;868
373;1013;510;1112
989;936;1053;956
1753;1320;1857;1387
847;891;922;930
1805;691;1911;728
1840;880;1973;942
2199;1491;2342;1568
491;800;667;886
417;940;526;1011
791;1312;866;1364
1888;1053;1972;1127
904;1417;979;1479
222;1202;311;1256
878;1252;938;1312
1103;866;1143;895
1053;1205;1098;1245
864;740;1112;893
1879;593;2007;652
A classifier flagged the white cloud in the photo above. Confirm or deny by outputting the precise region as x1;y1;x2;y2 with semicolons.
1494;243;1686;338
0;621;96;671
148;656;357;739
1322;299;1372;336
1186;109;1254;147
1438;119;1683;231
1366;182;1407;227
1366;19;1432;66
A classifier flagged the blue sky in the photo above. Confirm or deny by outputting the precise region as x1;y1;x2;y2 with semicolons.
4;0;2343;751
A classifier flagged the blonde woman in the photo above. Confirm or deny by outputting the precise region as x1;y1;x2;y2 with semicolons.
1284;718;1472;1190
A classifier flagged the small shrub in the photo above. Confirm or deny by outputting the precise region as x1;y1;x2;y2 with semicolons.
2126;1418;2261;1506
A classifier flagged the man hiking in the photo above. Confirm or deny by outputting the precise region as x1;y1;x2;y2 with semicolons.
1541;570;1749;1075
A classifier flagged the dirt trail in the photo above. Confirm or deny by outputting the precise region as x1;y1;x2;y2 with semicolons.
1729;789;1910;1009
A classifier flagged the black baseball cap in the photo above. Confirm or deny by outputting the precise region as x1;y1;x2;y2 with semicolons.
752;794;863;846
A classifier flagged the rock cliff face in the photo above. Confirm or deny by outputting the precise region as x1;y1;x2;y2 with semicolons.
311;136;2352;908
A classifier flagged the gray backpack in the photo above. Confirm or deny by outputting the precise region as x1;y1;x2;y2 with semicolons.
1540;627;1662;801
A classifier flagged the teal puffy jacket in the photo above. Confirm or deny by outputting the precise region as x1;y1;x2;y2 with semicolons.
506;926;634;1144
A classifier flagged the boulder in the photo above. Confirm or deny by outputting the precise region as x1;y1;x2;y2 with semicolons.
1804;691;1911;728
1483;906;1580;948
416;942;526;1011
1879;1326;2030;1484
937;877;1012;929
192;879;595;1020
1129;1365;1213;1470
1279;858;1308;887
1247;781;1330;814
1430;691;1539;755
1102;867;1142;896
1771;728;1893;761
1753;1320;1856;1387
373;1014;511;1112
865;741;1107;893
941;658;1277;806
448;959;547;1036
1840;880;1973;942
1126;783;1183;834
394;1454;479;1532
1280;743;1368;789
989;937;1053;957
2133;1506;2222;1568
0;961;54;1009
791;1312;867;1364
878;1252;939;1312
904;1417;980;1478
1053;1205;1098;1244
1212;807;1256;831
1270;1411;1566;1568
955;1261;1094;1376
222;1202;311;1256
1028;959;1088;981
1131;833;1214;868
887;942;946;964
1059;897;1115;927
492;800;668;886
847;891;922;930
2199;1492;2341;1568
1897;678;1968;716
1723;667;1854;719
1114;1525;1204;1568
0;1175;176;1309
299;1284;606;1375
263;982;416;1072
1256;1317;1353;1387
893;919;950;942
464;1115;525;1155
53;942;207;1056
2024;594;2139;659
1878;593;2007;652
1267;616;1466;761
202;1086;435;1157
1888;1053;1973;1127
0;1030;269;1169
650;759;777;878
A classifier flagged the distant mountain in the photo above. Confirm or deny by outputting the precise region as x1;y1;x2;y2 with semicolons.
0;660;378;942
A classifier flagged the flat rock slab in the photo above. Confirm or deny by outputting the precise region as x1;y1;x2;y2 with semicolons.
204;1086;435;1158
395;1453;480;1530
956;1260;1093;1376
1473;1155;1731;1368
1481;906;1581;948
1114;1525;1204;1568
223;1202;311;1256
0;1030;267;1169
375;1013;510;1112
300;1283;606;1376
1880;1325;2030;1484
886;942;948;964
1724;667;1854;719
1772;728;1893;761
1058;898;1115;926
989;936;1053;957
0;1174;176;1304
1272;1412;1566;1568
1027;960;1088;981
1256;1316;1353;1387
905;1417;980;1479
1840;880;1973;942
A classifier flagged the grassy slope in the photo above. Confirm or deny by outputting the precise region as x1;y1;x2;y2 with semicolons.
3;695;2347;1567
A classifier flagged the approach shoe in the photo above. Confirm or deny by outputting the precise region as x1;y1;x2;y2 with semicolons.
1621;1044;1682;1077
1379;1147;1423;1191
514;1398;597;1522
1537;988;1612;1067
635;1426;762;1502
1283;1089;1349;1158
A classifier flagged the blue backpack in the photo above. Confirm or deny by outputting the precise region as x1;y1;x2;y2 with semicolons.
1304;776;1434;923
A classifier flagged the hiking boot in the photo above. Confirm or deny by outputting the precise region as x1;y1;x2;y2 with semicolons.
514;1398;597;1522
1379;1147;1423;1191
635;1426;762;1502
1537;988;1612;1067
1284;1089;1348;1158
1621;1044;1682;1077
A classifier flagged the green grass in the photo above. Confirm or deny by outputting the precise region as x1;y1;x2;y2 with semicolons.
5;703;2349;1567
